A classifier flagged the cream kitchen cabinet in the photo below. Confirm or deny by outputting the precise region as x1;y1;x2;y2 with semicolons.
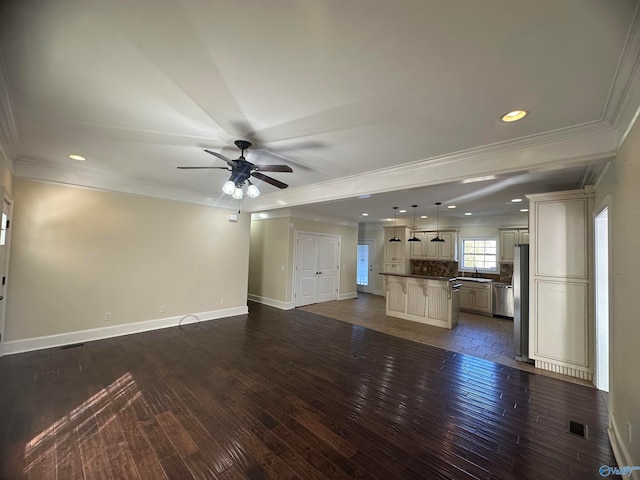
457;280;493;315
382;273;460;329
527;188;594;381
410;231;457;260
383;226;411;274
499;228;529;263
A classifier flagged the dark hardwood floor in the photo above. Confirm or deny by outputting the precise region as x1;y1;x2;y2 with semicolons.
0;302;614;479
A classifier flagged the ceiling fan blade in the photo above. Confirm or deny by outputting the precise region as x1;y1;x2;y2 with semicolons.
253;165;293;173
251;171;289;189
204;149;236;167
177;166;230;170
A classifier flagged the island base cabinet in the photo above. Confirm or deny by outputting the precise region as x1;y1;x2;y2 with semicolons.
384;276;458;329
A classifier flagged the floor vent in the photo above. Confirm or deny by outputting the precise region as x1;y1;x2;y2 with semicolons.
60;343;85;350
569;420;587;438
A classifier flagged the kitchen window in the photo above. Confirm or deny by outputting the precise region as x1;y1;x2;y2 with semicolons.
460;238;498;273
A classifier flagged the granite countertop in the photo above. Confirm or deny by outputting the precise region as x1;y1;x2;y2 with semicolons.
454;277;494;283
379;273;456;282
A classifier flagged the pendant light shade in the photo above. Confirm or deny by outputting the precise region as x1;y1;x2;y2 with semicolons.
430;202;445;242
408;205;421;242
389;207;401;242
246;181;260;198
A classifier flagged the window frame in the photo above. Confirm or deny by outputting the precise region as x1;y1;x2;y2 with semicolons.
458;237;499;273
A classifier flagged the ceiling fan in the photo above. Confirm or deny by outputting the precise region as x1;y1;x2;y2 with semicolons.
178;140;293;199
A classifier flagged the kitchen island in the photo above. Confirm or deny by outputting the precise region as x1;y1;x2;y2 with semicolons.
380;273;461;329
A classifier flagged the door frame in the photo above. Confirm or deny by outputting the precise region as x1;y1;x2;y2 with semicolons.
357;238;376;295
0;187;14;353
593;195;612;391
292;230;341;307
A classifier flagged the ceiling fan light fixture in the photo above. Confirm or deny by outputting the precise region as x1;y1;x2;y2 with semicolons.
246;182;260;198
222;180;236;195
232;187;243;200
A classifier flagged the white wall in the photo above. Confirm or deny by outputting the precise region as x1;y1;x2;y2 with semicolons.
5;179;250;342
595;123;640;468
248;216;291;306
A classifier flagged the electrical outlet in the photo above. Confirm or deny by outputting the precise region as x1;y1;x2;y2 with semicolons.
220;298;225;305
628;421;633;444
160;305;166;313
104;312;111;321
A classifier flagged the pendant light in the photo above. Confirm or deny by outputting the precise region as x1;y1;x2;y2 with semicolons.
430;202;445;242
408;205;421;242
389;207;401;242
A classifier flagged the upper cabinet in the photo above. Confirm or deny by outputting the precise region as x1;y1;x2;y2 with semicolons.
383;226;411;273
410;231;457;261
499;228;529;263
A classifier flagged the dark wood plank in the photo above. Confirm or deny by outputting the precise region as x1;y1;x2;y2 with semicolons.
0;300;616;480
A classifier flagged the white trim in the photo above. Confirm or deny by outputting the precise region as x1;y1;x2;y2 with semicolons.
0;306;248;356
247;128;618;213
609;413;639;480
593;196;613;392
247;294;294;310
338;292;358;301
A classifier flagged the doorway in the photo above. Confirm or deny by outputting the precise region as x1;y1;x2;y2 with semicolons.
594;202;610;392
294;232;340;307
357;239;376;295
0;188;13;346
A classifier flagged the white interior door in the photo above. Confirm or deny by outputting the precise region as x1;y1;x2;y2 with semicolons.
295;233;340;307
296;235;319;307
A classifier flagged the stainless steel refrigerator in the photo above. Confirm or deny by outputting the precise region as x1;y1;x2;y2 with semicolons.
513;244;534;363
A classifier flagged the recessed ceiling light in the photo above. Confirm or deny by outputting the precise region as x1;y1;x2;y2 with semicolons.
399;209;407;213
68;154;86;161
420;215;428;219
462;175;496;184
520;208;529;212
511;198;523;203
464;212;473;216
447;205;456;209
361;213;369;216
501;110;528;122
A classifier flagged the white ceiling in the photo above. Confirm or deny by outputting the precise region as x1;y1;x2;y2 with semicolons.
1;0;639;220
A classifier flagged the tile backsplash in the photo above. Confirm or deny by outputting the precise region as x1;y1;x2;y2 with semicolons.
410;260;514;283
411;260;458;277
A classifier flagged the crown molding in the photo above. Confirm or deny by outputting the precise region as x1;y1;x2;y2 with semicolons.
247;124;618;212
290;208;359;228
0;55;19;174
603;2;640;134
14;157;244;209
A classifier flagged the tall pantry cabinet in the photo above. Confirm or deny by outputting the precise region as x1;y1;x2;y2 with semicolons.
527;188;594;381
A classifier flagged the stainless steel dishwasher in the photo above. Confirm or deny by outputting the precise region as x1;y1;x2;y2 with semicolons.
492;283;514;317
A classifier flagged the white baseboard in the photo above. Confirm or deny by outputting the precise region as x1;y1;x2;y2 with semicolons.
609;412;640;479
247;294;294;310
0;306;248;356
339;292;358;300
